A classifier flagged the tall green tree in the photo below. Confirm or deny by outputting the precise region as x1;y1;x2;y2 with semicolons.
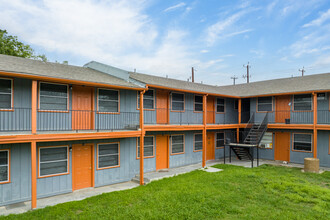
0;29;47;61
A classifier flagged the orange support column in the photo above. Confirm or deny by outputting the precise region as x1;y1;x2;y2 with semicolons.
139;90;146;185
31;80;37;134
237;99;241;143
31;141;37;209
202;95;207;167
313;93;317;158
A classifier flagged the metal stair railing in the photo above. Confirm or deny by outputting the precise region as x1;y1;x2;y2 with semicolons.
242;112;255;143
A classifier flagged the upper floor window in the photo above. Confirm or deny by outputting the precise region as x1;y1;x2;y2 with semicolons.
39;82;68;111
294;94;312;111
257;97;273;112
39;146;69;177
216;132;225;148
171;134;185;154
194;133;203;151
293;133;312;152
137;136;155;158
172;93;184;111
234;100;238;110
97;143;120;169
98;89;119;112
194;95;203;112
0;78;12;110
137;89;154;109
0;150;9;183
216;98;225;113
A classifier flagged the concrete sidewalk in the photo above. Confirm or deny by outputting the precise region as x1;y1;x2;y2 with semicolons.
1;158;328;216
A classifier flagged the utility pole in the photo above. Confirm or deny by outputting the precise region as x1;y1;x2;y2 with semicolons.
299;67;305;76
191;67;195;82
231;75;238;85
243;62;251;83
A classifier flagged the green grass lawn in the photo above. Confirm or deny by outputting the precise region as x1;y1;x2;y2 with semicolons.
2;164;330;219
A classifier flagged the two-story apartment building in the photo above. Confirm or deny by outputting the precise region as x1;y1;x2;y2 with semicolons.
0;54;330;209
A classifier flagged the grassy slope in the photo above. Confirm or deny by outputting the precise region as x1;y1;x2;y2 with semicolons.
2;164;330;220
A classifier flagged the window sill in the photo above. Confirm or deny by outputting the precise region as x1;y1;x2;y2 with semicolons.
38;172;70;179
96;165;120;170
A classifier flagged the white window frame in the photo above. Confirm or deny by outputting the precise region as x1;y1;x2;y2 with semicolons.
137;136;155;158
39;82;69;111
97;142;120;169
0;78;13;110
0;149;10;183
38;146;69;178
97;88;120;113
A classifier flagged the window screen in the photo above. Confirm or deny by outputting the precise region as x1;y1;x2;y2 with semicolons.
98;143;119;168
0;78;12;109
0;150;9;182
294;94;312;111
194;134;203;151
39;147;68;177
171;135;184;154
194;96;203;112
216;132;225;148
293;134;312;152
98;89;119;112
216;98;225;113
172;93;184;111
39;83;68;111
137;90;154;109
137;136;154;157
257;97;273;112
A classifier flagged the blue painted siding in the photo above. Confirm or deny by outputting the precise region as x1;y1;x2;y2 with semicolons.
317;130;330;167
317;93;330;124
0;143;31;206
214;98;238;124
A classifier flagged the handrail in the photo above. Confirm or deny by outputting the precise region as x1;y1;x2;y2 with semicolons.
256;113;268;145
243;112;255;143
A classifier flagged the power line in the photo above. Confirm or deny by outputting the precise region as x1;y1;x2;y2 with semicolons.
299;67;305;76
243;62;251;83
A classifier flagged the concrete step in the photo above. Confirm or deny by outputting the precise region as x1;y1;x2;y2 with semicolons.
131;176;150;185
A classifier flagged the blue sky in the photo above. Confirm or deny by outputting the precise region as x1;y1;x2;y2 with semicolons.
1;0;330;86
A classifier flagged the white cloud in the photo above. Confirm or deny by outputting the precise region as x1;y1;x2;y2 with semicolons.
164;2;186;13
200;50;209;53
224;29;253;38
303;8;330;27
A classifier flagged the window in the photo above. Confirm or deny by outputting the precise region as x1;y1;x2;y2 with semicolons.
294;94;312;111
39;146;68;177
257;97;273;112
137;136;154;158
216;98;225;113
194;95;203;112
215;132;225;148
97;143;120;169
260;132;273;149
172;93;184;111
171;135;184;154
194;134;203;151
0;78;12;109
0;150;9;183
234;100;238;110
293;133;312;152
137;90;154;109
98;89;119;112
39;82;68;111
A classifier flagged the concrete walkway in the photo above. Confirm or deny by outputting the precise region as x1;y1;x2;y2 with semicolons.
1;159;328;216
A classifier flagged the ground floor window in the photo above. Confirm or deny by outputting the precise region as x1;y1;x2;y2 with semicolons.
39;146;69;177
293;133;312;152
0;149;9;183
137;136;155;158
260;132;273;149
216;132;225;148
194;133;203;151
97;143;120;169
171;134;185;154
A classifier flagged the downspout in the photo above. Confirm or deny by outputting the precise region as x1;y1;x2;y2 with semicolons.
237;98;242;143
313;93;317;158
202;94;207;167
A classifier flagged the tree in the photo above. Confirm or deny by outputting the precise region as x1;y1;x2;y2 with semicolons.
0;29;47;61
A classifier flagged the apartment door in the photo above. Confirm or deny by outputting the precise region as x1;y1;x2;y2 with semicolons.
156;90;169;124
275;96;291;123
156;135;169;170
72;86;93;130
72;144;93;190
207;97;215;124
206;132;215;160
274;132;290;162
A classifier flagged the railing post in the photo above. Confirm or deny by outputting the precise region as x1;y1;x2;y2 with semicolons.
31;80;37;134
202;94;207;167
31;141;37;209
139;90;146;185
313;93;317;158
237;98;241;143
